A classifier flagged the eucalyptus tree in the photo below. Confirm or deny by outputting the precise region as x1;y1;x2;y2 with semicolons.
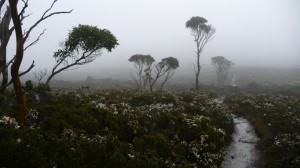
45;24;118;85
186;16;215;90
8;0;72;126
128;54;155;90
211;56;233;87
150;56;179;91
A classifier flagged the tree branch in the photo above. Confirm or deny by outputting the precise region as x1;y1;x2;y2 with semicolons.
0;60;35;90
19;60;35;76
0;0;5;11
19;0;29;18
23;0;72;42
24;29;46;51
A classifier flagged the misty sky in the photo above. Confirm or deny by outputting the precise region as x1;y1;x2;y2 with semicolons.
7;0;300;79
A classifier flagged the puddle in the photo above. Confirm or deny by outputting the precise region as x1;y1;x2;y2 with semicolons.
213;95;225;104
221;115;260;168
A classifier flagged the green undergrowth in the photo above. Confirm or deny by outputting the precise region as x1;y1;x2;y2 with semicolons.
0;88;234;168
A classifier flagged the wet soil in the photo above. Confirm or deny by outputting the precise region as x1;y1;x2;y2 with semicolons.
221;115;260;168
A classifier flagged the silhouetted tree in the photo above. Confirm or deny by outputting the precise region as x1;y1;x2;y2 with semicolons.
211;56;233;87
46;24;118;85
186;16;215;90
129;54;155;90
149;56;179;91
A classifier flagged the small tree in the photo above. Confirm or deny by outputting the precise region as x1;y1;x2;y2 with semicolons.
186;16;215;90
150;57;179;91
45;24;118;85
128;54;155;90
211;56;233;87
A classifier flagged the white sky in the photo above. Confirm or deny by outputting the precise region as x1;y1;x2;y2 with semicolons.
7;0;300;79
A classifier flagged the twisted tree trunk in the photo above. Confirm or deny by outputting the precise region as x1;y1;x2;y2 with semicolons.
9;0;26;126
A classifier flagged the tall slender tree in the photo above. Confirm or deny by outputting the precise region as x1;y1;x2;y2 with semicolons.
186;16;215;90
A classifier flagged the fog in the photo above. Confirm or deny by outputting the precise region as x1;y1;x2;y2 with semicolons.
7;0;300;81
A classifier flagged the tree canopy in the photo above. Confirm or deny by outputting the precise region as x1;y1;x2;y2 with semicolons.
64;24;118;52
161;57;179;70
185;16;208;30
128;54;155;66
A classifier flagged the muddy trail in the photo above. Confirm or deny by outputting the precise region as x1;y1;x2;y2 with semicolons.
213;96;260;168
221;115;260;168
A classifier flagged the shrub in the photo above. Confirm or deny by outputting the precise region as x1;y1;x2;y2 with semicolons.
0;89;234;167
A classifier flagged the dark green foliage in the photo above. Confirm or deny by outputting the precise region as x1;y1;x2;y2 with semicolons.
186;16;208;30
129;91;176;106
128;54;155;64
0;90;16;116
25;80;51;103
46;24;118;84
0;89;233;167
161;57;179;69
56;24;118;56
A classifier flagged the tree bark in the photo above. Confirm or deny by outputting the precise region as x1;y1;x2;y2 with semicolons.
9;0;26;126
45;72;56;85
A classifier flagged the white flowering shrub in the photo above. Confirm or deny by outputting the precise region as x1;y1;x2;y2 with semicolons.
0;89;233;167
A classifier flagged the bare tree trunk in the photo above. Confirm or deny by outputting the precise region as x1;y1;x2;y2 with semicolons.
160;71;173;91
195;70;200;90
9;0;26;126
195;46;201;90
45;73;55;85
0;6;12;93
